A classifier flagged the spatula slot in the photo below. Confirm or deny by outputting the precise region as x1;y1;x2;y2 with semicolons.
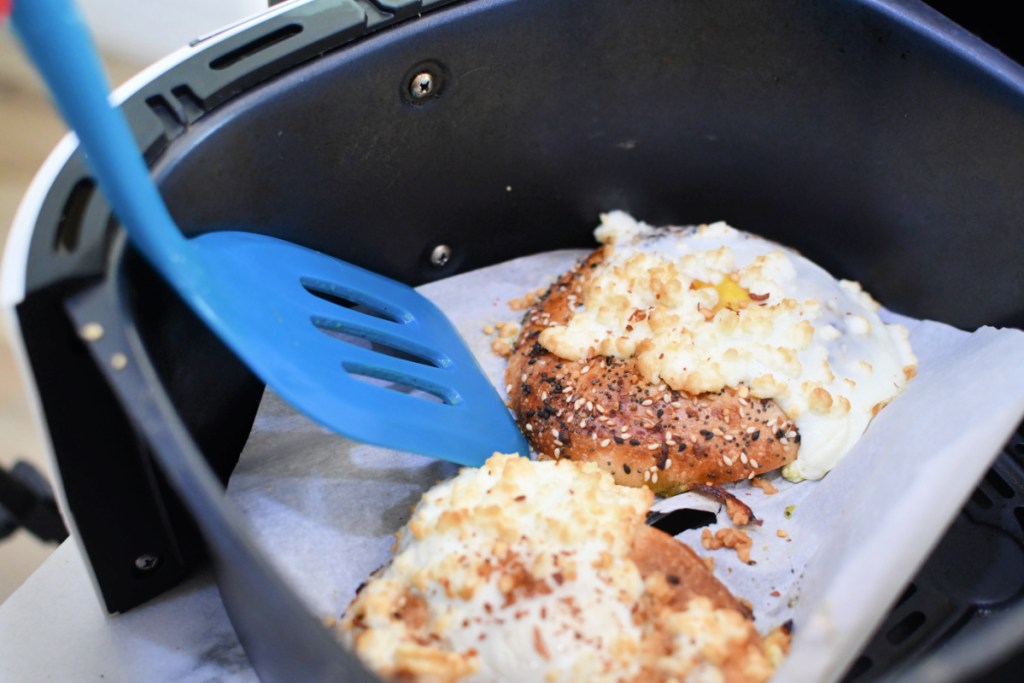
311;318;441;369
342;362;456;406
301;278;407;323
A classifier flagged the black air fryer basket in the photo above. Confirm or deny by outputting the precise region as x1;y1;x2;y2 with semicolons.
6;1;1024;681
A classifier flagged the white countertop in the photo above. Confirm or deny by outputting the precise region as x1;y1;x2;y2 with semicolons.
0;538;256;682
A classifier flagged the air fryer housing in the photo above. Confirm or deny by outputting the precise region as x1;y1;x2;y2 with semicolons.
5;1;1024;681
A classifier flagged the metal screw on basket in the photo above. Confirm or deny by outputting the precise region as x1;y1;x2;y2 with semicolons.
409;71;435;99
134;553;160;572
430;244;452;268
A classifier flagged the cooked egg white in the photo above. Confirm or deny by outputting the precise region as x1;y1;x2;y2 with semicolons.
539;211;917;481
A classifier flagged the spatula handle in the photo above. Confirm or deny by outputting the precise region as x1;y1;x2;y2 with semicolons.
11;0;188;271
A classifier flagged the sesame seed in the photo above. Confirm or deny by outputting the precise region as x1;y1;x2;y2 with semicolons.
751;459;760;468
525;424;533;432
740;452;748;464
554;448;561;457
723;456;733;466
647;443;660;451
551;428;560;438
574;398;585;410
600;439;611;448
663;393;671;402
643;471;651;482
641;399;654;406
665;459;672;469
724;434;734;441
651;472;659;484
579;419;587;428
620;433;631;439
596;404;606;414
581;365;591;374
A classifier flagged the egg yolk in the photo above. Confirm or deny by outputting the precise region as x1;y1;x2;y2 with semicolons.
693;277;751;312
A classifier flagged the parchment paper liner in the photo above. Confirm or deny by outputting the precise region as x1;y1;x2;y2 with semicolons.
228;249;1024;683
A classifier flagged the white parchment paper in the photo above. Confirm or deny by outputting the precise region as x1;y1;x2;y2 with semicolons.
226;250;1024;683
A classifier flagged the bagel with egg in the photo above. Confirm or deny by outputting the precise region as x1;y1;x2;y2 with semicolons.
505;212;916;488
337;453;785;683
506;249;799;494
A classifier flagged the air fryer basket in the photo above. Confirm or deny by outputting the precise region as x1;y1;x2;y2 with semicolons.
9;0;1024;681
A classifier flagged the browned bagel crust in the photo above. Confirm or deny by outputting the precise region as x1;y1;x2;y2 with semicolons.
506;249;800;493
631;524;750;618
630;525;778;683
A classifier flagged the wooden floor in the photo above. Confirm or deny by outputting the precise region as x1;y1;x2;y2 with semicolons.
0;30;142;604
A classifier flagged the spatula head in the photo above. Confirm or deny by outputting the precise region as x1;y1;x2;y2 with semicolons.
181;230;528;467
10;0;526;467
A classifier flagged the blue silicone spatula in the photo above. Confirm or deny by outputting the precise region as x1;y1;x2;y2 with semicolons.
8;0;527;466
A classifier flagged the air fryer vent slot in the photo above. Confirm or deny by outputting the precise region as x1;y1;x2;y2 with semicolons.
895;583;918;608
53;178;96;253
970;488;993;510
209;24;303;71
170;86;206;125
986;470;1015;499
886;611;926;646
145;95;184;139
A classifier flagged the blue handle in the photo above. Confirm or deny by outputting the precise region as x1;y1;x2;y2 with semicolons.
12;0;189;279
